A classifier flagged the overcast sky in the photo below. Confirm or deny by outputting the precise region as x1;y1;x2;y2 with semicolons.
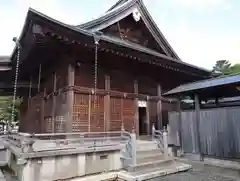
0;0;239;70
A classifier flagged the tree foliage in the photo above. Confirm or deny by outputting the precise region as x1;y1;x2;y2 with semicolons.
213;60;240;75
0;96;21;125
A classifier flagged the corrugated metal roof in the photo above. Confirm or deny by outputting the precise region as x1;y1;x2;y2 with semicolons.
164;73;240;95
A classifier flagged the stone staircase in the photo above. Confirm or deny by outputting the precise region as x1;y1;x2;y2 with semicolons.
127;140;170;172
120;140;192;181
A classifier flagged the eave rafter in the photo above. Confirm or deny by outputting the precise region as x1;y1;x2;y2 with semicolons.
32;23;208;78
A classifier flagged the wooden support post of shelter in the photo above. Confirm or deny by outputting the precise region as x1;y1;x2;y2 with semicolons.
194;94;203;161
177;99;182;149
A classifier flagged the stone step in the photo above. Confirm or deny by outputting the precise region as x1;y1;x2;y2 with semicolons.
118;161;192;181
137;148;163;158
127;158;173;172
136;142;158;151
137;153;165;164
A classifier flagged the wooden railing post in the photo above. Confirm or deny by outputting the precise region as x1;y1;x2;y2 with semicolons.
163;126;168;159
152;123;155;141
131;127;137;167
121;122;125;137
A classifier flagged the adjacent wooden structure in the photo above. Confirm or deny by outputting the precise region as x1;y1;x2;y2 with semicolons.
166;74;240;159
6;0;211;134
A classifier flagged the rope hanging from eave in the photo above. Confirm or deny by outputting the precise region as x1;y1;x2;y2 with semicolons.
10;38;21;130
93;35;100;127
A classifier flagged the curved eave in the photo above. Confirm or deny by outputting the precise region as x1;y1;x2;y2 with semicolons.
11;8;211;79
77;0;137;30
107;0;129;12
77;0;180;60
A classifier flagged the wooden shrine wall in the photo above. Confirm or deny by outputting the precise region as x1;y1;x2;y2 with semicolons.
19;93;42;133
75;63;105;89
43;62;68;133
19;60;69;133
110;97;135;132
149;100;158;131
72;94;105;132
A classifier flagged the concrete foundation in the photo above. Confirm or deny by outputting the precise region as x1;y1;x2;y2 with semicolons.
10;150;122;181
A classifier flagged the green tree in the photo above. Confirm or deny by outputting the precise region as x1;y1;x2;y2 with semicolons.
227;64;240;75
0;96;21;126
212;60;231;74
212;60;240;75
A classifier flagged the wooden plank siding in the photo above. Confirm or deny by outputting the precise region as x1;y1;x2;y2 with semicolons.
73;93;105;132
72;61;171;134
19;53;177;134
169;106;240;159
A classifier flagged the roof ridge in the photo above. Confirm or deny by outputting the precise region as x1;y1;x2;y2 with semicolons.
107;0;129;12
107;0;140;12
77;0;137;29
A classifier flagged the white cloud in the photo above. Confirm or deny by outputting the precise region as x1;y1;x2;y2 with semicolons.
0;0;238;70
0;0;90;55
171;0;230;10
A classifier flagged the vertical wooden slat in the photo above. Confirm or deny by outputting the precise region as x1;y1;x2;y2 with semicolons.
104;75;110;131
121;98;123;124
66;64;75;132
177;100;182;148
51;73;57;133
38;64;42;92
146;99;150;135
157;84;162;129
28;77;32;108
88;94;91;132
41;88;46;133
134;80;139;135
195;94;202;160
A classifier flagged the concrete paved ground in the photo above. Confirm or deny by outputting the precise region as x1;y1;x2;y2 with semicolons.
149;163;240;181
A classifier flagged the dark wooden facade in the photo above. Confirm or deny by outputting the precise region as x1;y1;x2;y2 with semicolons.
8;0;211;135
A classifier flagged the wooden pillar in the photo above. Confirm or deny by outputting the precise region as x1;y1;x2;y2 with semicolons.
38;64;42;92
28;77;32;108
66;64;75;132
194;94;203;160
146;97;150;135
104;75;110;131
157;84;163;129
88;94;91;132
177;99;183;149
134;80;139;136
51;73;57;133
40;88;46;133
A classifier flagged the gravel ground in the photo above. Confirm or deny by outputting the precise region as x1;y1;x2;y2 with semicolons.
149;164;240;181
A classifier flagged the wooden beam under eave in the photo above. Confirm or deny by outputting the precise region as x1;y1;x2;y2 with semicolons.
66;64;75;132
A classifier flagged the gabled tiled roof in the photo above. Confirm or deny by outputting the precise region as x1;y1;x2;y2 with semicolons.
76;0;180;60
